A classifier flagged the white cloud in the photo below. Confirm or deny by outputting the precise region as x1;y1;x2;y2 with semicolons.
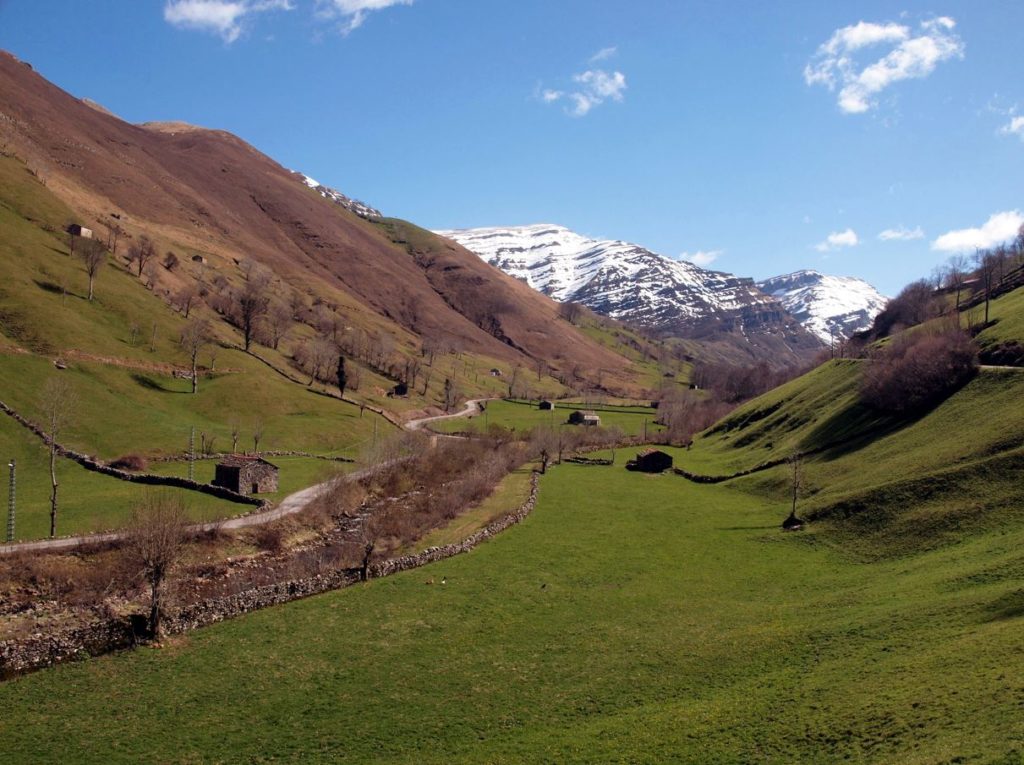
164;0;293;43
931;210;1024;253
315;0;413;34
590;46;618;63
815;228;859;252
680;250;722;268
805;17;963;114
544;68;627;117
1000;115;1024;139
879;226;924;241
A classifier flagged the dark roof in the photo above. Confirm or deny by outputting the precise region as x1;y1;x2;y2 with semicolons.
638;448;669;457
217;454;278;469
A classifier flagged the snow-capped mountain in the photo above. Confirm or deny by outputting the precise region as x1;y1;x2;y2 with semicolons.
435;224;823;360
295;172;382;220
757;271;888;344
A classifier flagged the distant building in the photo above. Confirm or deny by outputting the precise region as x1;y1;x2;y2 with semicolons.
538;400;554;410
67;224;93;238
626;448;673;473
489;368;503;377
191;254;207;264
567;410;601;427
390;382;409;397
212;455;279;495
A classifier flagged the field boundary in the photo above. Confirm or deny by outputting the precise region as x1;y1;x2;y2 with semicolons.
0;470;542;678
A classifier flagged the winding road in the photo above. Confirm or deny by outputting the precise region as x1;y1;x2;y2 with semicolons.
0;399;491;556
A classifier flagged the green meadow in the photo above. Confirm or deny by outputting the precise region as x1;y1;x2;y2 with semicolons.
1;450;1022;762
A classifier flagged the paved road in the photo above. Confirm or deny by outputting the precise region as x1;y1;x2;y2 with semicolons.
0;398;493;556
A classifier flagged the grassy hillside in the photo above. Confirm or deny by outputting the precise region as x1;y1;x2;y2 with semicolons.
429;398;665;438
1;456;1021;762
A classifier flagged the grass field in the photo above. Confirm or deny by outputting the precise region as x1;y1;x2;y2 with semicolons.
429;398;665;438
1;453;1022;762
0;413;242;541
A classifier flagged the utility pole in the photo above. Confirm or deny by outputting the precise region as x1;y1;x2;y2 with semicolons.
643;418;648;442
6;459;14;543
188;426;195;481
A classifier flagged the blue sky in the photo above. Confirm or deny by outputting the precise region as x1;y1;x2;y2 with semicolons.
1;1;1023;294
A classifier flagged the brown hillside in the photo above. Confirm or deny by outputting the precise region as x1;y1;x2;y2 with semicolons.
0;51;628;382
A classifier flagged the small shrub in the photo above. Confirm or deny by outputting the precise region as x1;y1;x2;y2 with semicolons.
109;454;148;472
860;325;979;414
254;523;286;554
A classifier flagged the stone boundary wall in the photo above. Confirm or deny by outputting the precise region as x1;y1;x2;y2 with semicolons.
148;451;355;464
0;400;264;508
0;471;542;678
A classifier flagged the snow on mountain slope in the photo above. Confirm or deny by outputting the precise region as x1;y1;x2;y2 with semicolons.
757;271;888;344
434;224;794;331
296;172;382;220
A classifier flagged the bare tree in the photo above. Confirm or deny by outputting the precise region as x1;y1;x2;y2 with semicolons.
163;251;180;271
783;454;805;530
946;254;969;312
975;250;997;326
103;218;124;257
236;281;269;351
128;235;156;278
124;492;189;639
559;301;583;325
230;418;241;453
79;238;106;301
41;377;76;538
267;301;292;350
443;377;457;412
173;284;199;318
252;418;265;453
179;318;212;394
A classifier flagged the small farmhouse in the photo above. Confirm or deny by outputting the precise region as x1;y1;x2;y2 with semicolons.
67;224;93;238
538;400;554;410
567;410;601;427
489;368;503;377
191;254;207;264
212;455;279;495
626;448;673;473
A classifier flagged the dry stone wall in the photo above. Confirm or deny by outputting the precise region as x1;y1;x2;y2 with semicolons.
0;471;542;678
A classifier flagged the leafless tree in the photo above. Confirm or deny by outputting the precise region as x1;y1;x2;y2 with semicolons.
41;377;76;538
124;492;189;639
783;454;805;530
559;301;583;325
975;249;997;325
236;281;269;351
163;251;180;271
79;238;106;301
103;218;124;257
443;377;457;412
252;418;265;453
128;235;156;278
179;318;212;394
230;418;241;453
173;284;199;318
267;301;292;350
946;254;969;312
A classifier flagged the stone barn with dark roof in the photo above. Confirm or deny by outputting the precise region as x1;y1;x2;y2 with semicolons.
212;455;279;495
567;410;601;426
538;400;554;410
626;448;673;473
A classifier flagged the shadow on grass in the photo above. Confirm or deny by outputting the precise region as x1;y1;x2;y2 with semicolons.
800;398;936;462
716;525;779;531
33;279;81;300
130;373;183;393
983;589;1024;622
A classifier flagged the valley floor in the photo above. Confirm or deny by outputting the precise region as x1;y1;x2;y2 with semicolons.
1;450;1021;763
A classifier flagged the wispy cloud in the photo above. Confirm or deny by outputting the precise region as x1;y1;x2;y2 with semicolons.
815;228;859;252
680;250;722;268
589;46;618;63
542;69;627;117
879;226;924;241
1001;115;1024;140
804;17;964;114
932;210;1024;253
314;0;413;35
164;0;293;43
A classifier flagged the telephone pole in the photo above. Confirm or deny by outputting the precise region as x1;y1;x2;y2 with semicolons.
7;459;15;543
188;426;195;481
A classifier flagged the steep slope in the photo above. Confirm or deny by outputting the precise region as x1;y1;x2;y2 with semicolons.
436;224;823;364
0;51;630;388
757;270;887;343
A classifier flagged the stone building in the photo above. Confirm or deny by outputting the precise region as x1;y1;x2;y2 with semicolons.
212;455;279;495
66;224;93;238
567;410;601;426
538;400;554;410
626;448;673;473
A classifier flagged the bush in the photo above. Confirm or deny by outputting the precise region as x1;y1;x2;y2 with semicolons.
860;325;978;414
109;454;148;471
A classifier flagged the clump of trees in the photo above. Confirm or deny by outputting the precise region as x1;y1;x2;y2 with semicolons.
860;322;979;414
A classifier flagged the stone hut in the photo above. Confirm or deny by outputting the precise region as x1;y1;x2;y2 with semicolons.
538;400;554;410
66;224;93;238
567;410;601;427
191;254;207;264
212;455;279;495
626;448;673;473
489;368;503;377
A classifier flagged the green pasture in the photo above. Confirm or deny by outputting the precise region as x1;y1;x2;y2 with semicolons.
429;398;664;438
1;452;1022;762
